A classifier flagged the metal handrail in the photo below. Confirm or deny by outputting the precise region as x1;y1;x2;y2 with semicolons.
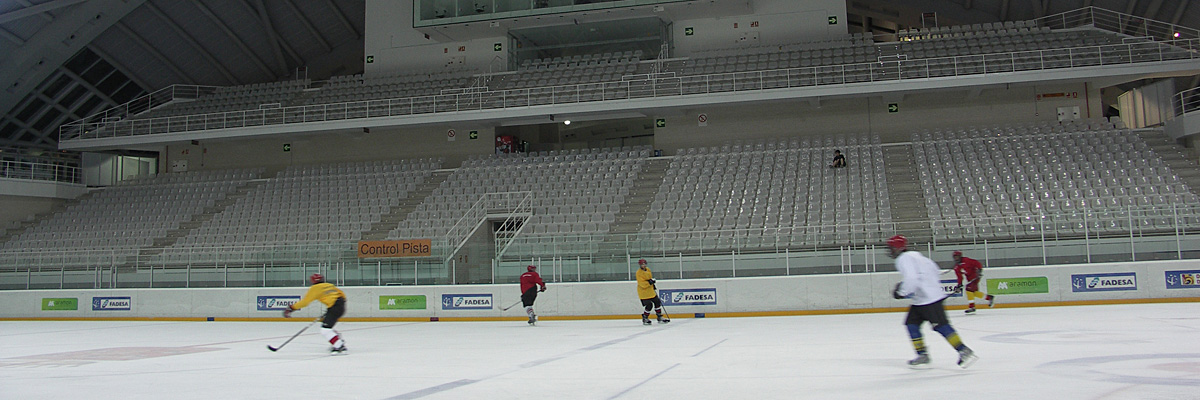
0;160;82;184
1174;87;1200;117
58;37;1200;143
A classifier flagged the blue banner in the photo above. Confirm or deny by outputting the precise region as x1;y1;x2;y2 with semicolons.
660;288;717;306
1165;270;1200;289
940;279;964;297
256;296;301;311
91;296;131;311
1071;273;1137;292
441;294;493;310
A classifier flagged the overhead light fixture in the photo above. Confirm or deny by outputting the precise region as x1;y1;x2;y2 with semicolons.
564;120;571;125
1174;32;1181;38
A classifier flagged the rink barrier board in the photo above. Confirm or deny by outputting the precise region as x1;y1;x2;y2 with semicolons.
1;260;1198;320
1;296;1196;322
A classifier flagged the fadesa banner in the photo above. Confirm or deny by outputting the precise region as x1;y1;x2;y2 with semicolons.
92;296;131;311
256;296;301;311
441;294;493;310
1071;273;1137;292
660;288;717;306
940;279;964;297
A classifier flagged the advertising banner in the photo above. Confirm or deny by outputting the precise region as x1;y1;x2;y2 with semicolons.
986;277;1049;295
1165;270;1200;289
940;279;964;298
659;288;718;306
41;298;78;311
380;295;427;310
357;240;432;258
1071;273;1138;292
256;296;301;311
91;296;132;311
441;294;493;310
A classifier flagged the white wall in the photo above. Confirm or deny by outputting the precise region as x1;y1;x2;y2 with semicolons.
673;0;846;57
652;82;1095;153
4;260;1197;319
167;125;497;171
364;1;507;77
1119;79;1177;128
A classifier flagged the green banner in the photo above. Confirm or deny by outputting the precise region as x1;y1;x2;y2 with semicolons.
380;295;427;310
42;298;78;311
987;277;1050;294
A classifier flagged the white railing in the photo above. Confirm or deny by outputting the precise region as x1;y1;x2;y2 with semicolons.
1175;87;1200;117
1035;6;1200;41
58;37;1200;143
0;160;81;184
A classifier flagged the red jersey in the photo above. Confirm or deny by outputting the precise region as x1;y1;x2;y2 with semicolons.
520;271;545;293
954;257;984;292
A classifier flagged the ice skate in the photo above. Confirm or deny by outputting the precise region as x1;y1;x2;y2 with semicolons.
642;315;652;325
528;315;537;326
957;347;978;369
907;354;931;369
964;307;976;314
986;295;995;308
657;315;670;324
330;345;348;355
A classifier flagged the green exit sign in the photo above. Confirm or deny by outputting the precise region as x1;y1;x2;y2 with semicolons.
684;27;694;36
828;16;838;25
494;43;502;51
887;103;899;113
283;143;291;152
366;55;374;63
469;130;479;140
655;118;666;128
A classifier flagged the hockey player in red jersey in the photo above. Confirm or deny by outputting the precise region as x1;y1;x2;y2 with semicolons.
520;265;547;325
888;235;977;369
952;251;995;314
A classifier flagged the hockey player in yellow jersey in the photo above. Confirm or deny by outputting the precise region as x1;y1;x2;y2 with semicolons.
283;273;348;354
636;259;669;325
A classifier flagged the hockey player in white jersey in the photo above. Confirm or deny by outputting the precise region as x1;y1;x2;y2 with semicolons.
888;235;978;369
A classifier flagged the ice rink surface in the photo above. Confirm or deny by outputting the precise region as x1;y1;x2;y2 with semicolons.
3;302;1199;400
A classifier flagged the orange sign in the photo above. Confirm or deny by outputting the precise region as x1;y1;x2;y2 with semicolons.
357;240;432;258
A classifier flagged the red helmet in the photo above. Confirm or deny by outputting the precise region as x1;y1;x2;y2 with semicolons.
638;259;647;265
527;265;537;272
309;273;325;284
952;250;963;257
886;235;908;250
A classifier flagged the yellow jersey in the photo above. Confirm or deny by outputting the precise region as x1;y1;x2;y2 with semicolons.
291;282;346;310
636;268;657;300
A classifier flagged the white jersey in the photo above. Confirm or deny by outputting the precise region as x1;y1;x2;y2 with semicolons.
894;250;948;306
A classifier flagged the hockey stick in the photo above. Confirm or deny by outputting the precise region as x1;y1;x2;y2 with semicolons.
501;299;523;311
267;315;324;352
654;286;671;323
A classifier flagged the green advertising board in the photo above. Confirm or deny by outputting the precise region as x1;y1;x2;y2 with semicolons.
380;295;427;310
42;298;78;311
987;277;1049;294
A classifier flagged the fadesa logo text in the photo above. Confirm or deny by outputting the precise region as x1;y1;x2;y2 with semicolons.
256;296;301;311
441;294;493;310
1071;273;1137;292
91;296;132;311
1165;270;1200;289
940;279;964;297
660;288;717;306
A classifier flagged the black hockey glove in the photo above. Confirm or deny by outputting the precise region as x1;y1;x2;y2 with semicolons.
539;286;546;292
648;279;656;286
892;282;905;299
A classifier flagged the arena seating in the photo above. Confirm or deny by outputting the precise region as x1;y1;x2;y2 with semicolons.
0;168;262;261
160;159;441;264
390;146;650;255
640;134;891;252
913;119;1200;242
304;69;476;105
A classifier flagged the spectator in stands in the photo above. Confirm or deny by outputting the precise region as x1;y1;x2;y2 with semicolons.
829;149;847;168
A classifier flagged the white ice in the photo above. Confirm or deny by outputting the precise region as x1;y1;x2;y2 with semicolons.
3;302;1199;400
